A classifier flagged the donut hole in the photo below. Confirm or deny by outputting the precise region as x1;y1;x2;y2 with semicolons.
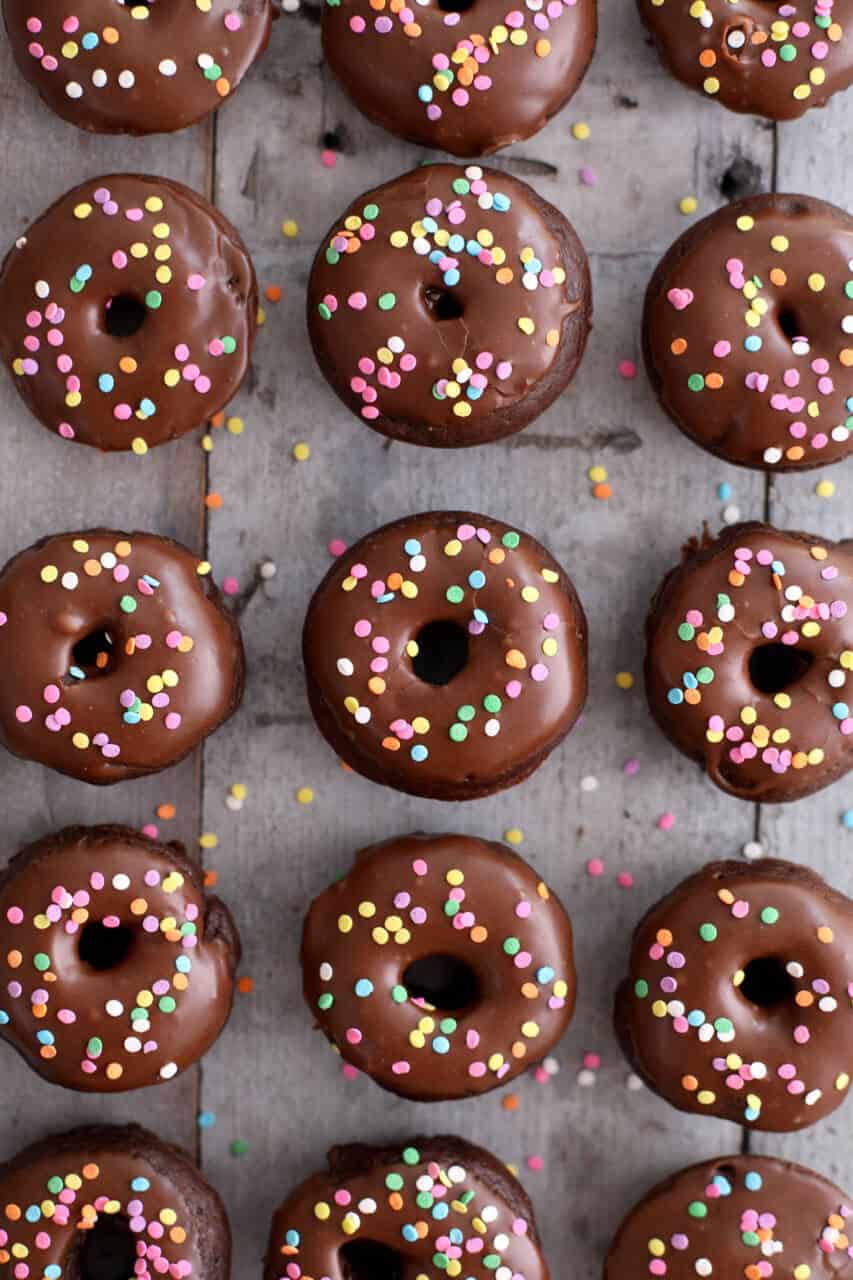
437;0;475;12
422;284;464;322
402;953;480;1011
78;921;135;972
76;1214;137;1280
740;955;794;1008
340;1240;403;1280
411;620;469;686
748;642;814;694
72;625;116;678
777;306;802;342
104;293;147;339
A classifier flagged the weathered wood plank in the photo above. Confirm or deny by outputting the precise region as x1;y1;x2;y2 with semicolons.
202;7;778;1273
0;36;210;1160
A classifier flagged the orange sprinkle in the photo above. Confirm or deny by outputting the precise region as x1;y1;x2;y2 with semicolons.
699;48;717;66
705;372;724;389
670;337;687;355
203;869;219;888
210;411;225;429
265;284;282;303
593;483;612;500
157;803;176;820
238;976;255;994
502;1093;520;1112
205;493;223;510
381;736;401;752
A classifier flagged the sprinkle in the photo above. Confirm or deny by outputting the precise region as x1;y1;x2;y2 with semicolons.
504;827;524;845
296;786;315;805
742;840;765;861
579;167;597;187
293;442;311;462
199;832;219;850
616;671;634;689
842;810;853;830
679;196;698;215
657;812;675;831
230;1139;249;1157
282;219;299;238
816;479;836;498
618;360;637;378
586;858;604;877
571;121;590;140
198;1111;216;1128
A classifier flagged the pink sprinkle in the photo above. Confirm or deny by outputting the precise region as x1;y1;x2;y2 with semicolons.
348;291;367;311
141;824;158;839
224;10;241;30
579;166;598;187
526;1155;544;1171
328;538;347;557
341;1063;359;1081
222;576;239;596
618;360;637;379
657;812;675;831
583;1052;601;1069
617;871;634;888
586;858;604;877
164;713;181;730
187;273;205;291
15;706;32;724
321;149;337;168
623;757;640;776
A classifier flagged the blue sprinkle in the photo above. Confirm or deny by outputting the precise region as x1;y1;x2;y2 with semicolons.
432;1203;449;1220
473;608;488;624
131;1177;151;1192
422;217;438;234
687;1009;705;1026
449;1228;464;1245
468;570;486;589
536;966;555;983
411;744;428;763
176;955;192;973
466;386;483;400
139;397;156;417
744;1171;763;1191
493;193;511;212
75;263;93;282
417;85;433;102
45;1269;62;1280
745;1107;760;1122
404;538;421;556
443;268;460;287
123;711;141;725
466;239;481;256
717;483;732;500
843;810;853;830
143;574;161;587
377;592;395;604
25;1205;41;1223
82;31;99;49
712;1176;731;1195
355;978;374;998
771;560;784;574
285;1230;300;1247
833;702;850;720
432;1036;450;1054
0;1012;7;1025
744;335;762;352
846;397;853;412
69;666;86;680
198;1111;216;1129
98;374;114;393
402;1225;418;1243
683;672;698;690
667;688;684;705
526;258;542;274
448;234;465;253
36;1030;54;1045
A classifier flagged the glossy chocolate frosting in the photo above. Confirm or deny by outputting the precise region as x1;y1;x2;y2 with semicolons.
616;857;853;1131
0;1123;230;1279
302;511;588;800
0;824;240;1092
645;523;853;802
604;1153;853;1278
644;194;853;471
302;832;576;1100
0;174;257;452
266;1136;549;1280
637;0;853;120
307;164;591;448
0;529;244;784
321;0;596;155
2;0;273;135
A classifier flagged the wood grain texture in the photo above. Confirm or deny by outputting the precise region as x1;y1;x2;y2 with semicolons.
0;0;849;1275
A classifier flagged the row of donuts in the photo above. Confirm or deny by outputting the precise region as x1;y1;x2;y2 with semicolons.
2;823;852;1127
1;824;853;1276
0;517;847;801
0;167;851;470
4;0;850;148
3;1121;852;1279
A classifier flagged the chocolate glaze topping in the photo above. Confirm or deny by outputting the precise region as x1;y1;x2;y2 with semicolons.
0;1124;230;1280
637;0;853;119
645;523;853;802
0;529;244;784
0;825;240;1092
2;0;273;135
644;194;853;471
307;164;591;448
265;1136;549;1280
616;857;853;1131
0;174;257;452
303;511;588;800
302;832;575;1100
321;0;596;155
604;1153;853;1278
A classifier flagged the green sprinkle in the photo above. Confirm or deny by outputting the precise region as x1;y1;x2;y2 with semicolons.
386;1173;404;1190
677;623;695;641
318;303;332;320
761;906;779;925
698;923;718;942
230;1139;249;1157
502;531;520;549
325;248;341;266
158;996;176;1014
87;1037;103;1056
688;373;705;392
221;336;237;354
363;203;380;220
483;693;502;712
317;992;334;1010
33;953;50;972
119;595;137;613
714;1017;734;1035
696;666;714;684
402;1146;419;1165
378;292;396;311
688;1202;708;1219
391;985;407;1004
203;62;223;80
439;1017;457;1033
779;42;797;59
457;704;475;722
145;290;162;310
503;937;521;956
449;723;468;742
444;899;459;917
451;179;471;196
446;585;464;604
47;1177;64;1195
634;979;649;998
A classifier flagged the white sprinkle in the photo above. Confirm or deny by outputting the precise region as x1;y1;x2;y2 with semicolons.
354;706;371;724
763;446;783;464
722;504;741;525
118;69;135;89
34;280;49;299
695;1260;713;1277
336;658;354;676
319;962;333;981
259;560;277;579
225;795;243;812
484;718;501;737
580;774;598;792
197;53;214;70
543;1056;560;1075
577;1068;597;1087
105;1000;124;1017
805;1088;823;1105
159;58;178;77
842;316;853;334
65;81;83;99
124;1036;142;1053
91;69;108;87
626;1072;644;1091
112;873;130;890
60;571;78;590
742;840;765;861
159;1061;178;1079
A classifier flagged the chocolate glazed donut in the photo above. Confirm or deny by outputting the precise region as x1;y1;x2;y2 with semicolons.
0;825;240;1092
604;1154;853;1278
643;194;853;471
0;174;257;452
302;833;576;1100
321;0;597;155
307;163;591;448
0;1123;230;1280
615;858;853;1131
636;0;853;119
2;0;273;135
265;1136;549;1280
302;511;588;800
645;523;853;802
0;529;244;784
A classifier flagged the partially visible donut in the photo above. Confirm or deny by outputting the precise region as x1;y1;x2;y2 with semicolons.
615;858;853;1131
604;1154;853;1279
303;511;588;800
645;523;853;802
265;1136;549;1280
307;163;591;448
321;0;597;156
0;529;244;784
0;824;240;1092
2;0;273;135
0;174;257;453
302;832;575;1100
636;0;853;119
643;194;853;471
0;1123;230;1279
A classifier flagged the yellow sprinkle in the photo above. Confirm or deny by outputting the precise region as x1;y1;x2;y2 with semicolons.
292;442;311;462
199;832;218;850
226;416;244;436
231;783;248;800
504;827;524;845
588;464;608;483
517;316;535;335
571;121;590;140
816;479;835;498
40;565;58;583
282;219;299;238
131;437;148;456
616;671;634;690
679;196;698;215
808;272;826;292
201;434;213;452
736;214;755;231
296;787;314;805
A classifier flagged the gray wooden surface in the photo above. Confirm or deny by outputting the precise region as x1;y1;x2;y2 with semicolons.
0;2;849;1276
